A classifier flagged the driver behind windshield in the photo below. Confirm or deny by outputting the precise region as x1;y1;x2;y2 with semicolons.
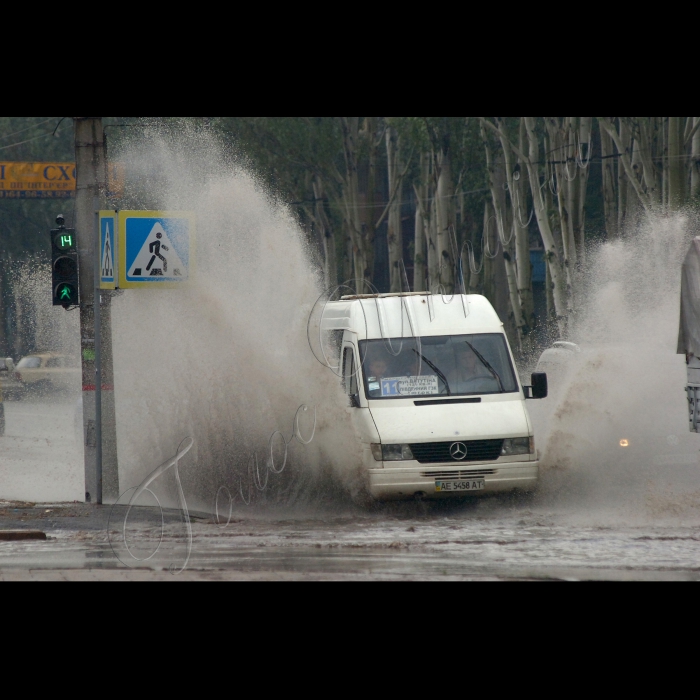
367;357;390;397
453;343;501;395
366;351;422;398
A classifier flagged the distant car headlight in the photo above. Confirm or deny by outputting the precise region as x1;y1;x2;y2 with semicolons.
371;444;415;462
502;437;534;456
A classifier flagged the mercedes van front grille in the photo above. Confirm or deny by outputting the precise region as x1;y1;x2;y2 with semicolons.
421;470;497;479
410;440;505;464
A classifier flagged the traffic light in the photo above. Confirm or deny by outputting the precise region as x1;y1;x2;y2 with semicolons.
51;215;80;308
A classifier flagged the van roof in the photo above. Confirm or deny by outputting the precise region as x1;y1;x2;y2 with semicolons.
322;294;504;340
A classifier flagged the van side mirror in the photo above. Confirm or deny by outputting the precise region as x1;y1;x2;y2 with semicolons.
525;373;548;400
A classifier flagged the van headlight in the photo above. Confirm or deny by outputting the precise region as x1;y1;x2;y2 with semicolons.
371;444;415;462
502;438;534;456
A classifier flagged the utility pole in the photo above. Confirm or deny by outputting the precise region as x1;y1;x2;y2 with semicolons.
0;258;6;356
73;117;119;504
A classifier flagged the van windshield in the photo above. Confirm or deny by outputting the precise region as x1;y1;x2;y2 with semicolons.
359;334;519;399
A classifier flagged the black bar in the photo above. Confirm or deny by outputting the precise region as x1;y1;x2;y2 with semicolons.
414;398;482;407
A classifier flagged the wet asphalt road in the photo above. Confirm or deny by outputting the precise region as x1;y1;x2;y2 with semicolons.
1;399;700;581
1;500;700;581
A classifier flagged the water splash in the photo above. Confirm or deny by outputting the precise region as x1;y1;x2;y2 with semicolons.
529;212;700;523
111;125;361;512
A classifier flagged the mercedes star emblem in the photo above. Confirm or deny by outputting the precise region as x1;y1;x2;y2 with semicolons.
450;443;468;461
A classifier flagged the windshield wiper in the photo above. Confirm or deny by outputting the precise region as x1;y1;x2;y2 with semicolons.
412;349;452;396
464;341;505;393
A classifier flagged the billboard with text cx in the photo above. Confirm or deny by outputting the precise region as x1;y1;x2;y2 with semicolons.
0;162;124;199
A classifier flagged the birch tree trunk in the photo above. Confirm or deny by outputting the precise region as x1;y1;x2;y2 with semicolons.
427;186;439;292
435;149;456;293
545;259;555;328
563;118;580;271
636;117;660;206
662;117;669;207
599;117;653;216
618;119;631;230
668;116;685;208
468;204;488;295
515;119;535;334
486;144;523;347
457;188;470;294
692;117;700;201
413;153;429;292
362;116;379;282
600;122;618;238
492;118;532;345
483;201;497;304
312;177;337;289
340;117;369;286
523;117;568;336
575;116;592;266
545;118;575;309
386;126;404;293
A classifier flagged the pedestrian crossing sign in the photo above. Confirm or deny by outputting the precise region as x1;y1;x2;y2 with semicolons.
100;211;117;290
118;211;195;289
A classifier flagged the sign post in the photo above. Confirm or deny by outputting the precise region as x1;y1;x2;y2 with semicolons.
73;118;120;505
94;208;103;504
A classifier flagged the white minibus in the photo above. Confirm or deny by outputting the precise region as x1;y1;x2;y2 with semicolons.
322;293;547;500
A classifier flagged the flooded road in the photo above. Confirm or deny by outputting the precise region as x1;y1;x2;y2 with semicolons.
1;499;699;580
1;397;700;580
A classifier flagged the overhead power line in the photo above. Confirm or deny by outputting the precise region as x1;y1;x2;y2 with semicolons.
0;131;60;153
0;117;69;154
0;118;55;142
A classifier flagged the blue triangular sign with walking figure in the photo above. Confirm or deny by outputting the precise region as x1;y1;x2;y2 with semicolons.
127;222;188;280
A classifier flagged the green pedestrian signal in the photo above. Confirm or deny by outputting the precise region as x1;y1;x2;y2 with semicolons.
55;283;78;306
51;216;79;308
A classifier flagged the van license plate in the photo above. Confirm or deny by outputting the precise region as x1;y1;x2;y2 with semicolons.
436;480;486;493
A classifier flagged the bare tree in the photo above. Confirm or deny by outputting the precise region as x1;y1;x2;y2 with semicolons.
412;153;430;292
691;117;700;201
480;119;525;348
385;125;403;292
312;176;337;289
482;117;569;337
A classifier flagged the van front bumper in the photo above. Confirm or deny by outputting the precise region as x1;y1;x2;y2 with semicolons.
368;462;539;500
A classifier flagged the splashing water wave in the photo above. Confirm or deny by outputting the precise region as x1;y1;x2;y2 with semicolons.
529;212;700;523
111;126;361;513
